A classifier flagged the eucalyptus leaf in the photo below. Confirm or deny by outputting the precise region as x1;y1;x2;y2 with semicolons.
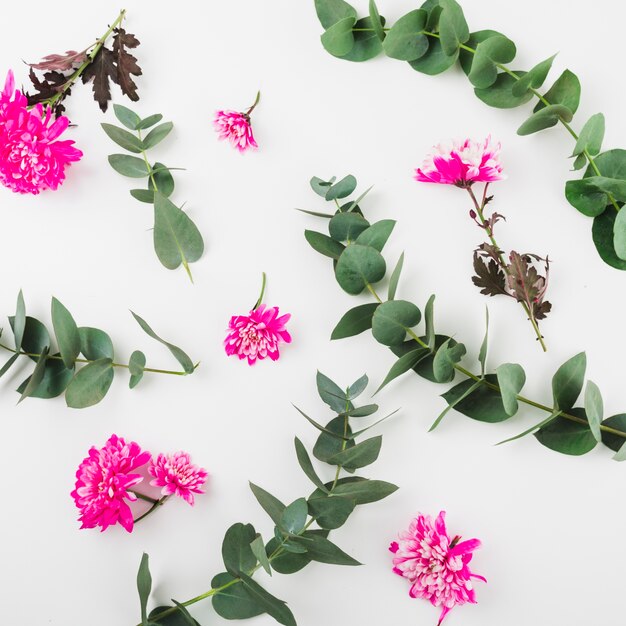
468;35;516;89
329;212;370;242
371;300;421;346
291;533;360;566
16;354;74;399
573;113;605;157
308;495;355;529
315;0;357;29
368;0;386;41
424;294;436;350
328;435;382;470
409;37;458;75
438;0;469;56
474;71;534;109
150;163;175;198
495;363;526;416
305;230;346;260
388;252;404;301
354;219;396;251
565;179;608;217
534;408;597;456
518;104;573;136
9;316;50;362
313;416;355;463
348;373;368;399
321;16;356;57
335;244;386;295
593;210;626;270
441;375;511;423
129;350;147;389
552;352;586;411
432;338;466;383
137;553;152;626
330;477;398;504
78;327;114;361
136;114;164;130
101;123;144;153
13;290;26;352
143;122;174;149
294;437;328;491
331;303;379;340
17;347;49;404
584;380;603;443
326;175;357;200
341;16;385;62
249;483;286;525
238;573;296;626
316;370;351;412
534;69;581;115
131;311;195;374
383;9;428;61
279;498;308;535
65;358;114;408
614;206;626;261
511;54;556;96
211;572;263;620
108;154;150;178
113;104;141;130
376;348;429;394
51;298;81;369
222;523;257;576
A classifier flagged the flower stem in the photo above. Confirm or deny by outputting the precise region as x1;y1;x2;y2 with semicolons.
132;495;168;524
246;91;261;116
253;272;267;310
0;342;195;376
40;9;127;111
362;281;626;440
466;186;548;352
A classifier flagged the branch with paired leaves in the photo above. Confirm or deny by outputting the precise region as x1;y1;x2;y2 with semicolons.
103;105;205;283
302;173;626;460
0;291;197;409
25;8;141;116
134;372;398;626
314;0;626;271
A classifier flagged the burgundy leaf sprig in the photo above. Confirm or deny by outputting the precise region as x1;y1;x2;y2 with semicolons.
25;8;141;116
415;137;551;352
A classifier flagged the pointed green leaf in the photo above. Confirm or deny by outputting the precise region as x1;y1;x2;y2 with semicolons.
211;572;263;620
511;54;557;96
387;252;404;301
308;495;355;529
331;477;398;503
498;410;561;445
518;104;574;136
316;371;351;412
249;483;285;524
137;553;152;626
441;375;511;423
315;0;357;29
478;307;489;374
142;122;174;150
113;104;141;130
101;123;144;153
430;379;482;431
534;408;597;456
368;0;386;41
279;498;308;534
51;298;81;369
0;354;19;379
552;352;586;411
584;380;603;443
16;354;74;399
291;533;360;566
376;348;429;394
305;230;346;260
108;154;150;177
78;327;114;361
331;303;378;340
295;437;328;491
250;535;271;576
222;523;257;576
355;219;396;251
136;114;164;130
131;311;194;374
328;435;382;469
17;347;49;403
238;573;296;626
573;113;605;157
438;0;469;56
535;69;581;114
424;294;436;350
13;291;26;352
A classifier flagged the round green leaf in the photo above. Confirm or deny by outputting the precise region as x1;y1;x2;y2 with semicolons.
315;0;357;29
474;71;534;109
265;538;311;574
313;416;354;463
534;408;597;456
321;17;356;57
468;35;516;89
308;496;355;529
334;244;386;294
78;327;114;361
354;219;395;251
341;16;384;62
592;210;626;270
9;316;50;362
614;205;626;260
129;350;146;389
552;352;586;411
383;9;428;61
65;359;114;409
391;335;456;383
211;572;263;620
495;363;526;416
222;523;257;576
565;179;608;217
325;174;357;200
534;69;581;115
150;163;175;198
409;37;457;75
441;375;511;423
438;0;469;56
371;300;421;346
573;113;605;157
16;355;74;399
458;30;504;74
329;212;370;242
600;414;626;452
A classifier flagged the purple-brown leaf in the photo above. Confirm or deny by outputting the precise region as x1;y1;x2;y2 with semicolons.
81;46;117;112
472;252;508;297
29;49;88;72
112;28;142;102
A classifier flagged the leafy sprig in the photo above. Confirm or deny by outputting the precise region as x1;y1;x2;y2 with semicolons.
314;0;626;271
103;105;205;282
134;372;398;626
303;173;626;459
0;291;197;409
25;9;141;116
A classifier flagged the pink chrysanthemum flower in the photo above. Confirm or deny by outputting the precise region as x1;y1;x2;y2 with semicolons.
149;451;208;505
225;304;291;365
415;136;505;187
71;434;151;533
0;70;82;195
213;91;260;153
214;110;257;153
390;511;486;625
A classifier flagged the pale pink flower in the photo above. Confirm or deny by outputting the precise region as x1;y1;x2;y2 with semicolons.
149;451;208;505
214;110;257;153
390;511;485;625
0;70;82;194
415;136;504;187
71;434;151;533
225;304;291;365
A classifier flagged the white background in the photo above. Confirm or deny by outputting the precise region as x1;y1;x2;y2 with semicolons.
0;1;624;624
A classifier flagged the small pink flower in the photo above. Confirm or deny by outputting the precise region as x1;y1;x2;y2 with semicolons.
149;451;208;505
213;91;260;153
0;70;82;195
225;304;291;365
390;511;485;625
415;136;505;187
71;434;152;533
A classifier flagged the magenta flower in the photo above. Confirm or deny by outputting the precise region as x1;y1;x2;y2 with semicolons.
71;434;152;533
149;451;208;505
415;136;504;187
0;70;82;194
225;304;291;365
213;91;260;153
390;511;486;625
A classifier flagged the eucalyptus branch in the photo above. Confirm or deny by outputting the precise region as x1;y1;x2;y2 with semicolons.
134;373;398;626
314;0;626;270
103;105;204;282
303;173;626;460
0;292;197;409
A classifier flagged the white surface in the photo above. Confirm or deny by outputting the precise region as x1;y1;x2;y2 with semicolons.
0;1;624;624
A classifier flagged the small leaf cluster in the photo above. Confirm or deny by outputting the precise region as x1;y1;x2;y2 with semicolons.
104;105;204;282
314;0;626;271
304;174;626;459
135;373;398;626
0;292;196;409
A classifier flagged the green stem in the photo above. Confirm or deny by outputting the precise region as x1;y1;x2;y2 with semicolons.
40;9;127;111
132;496;168;524
466;186;547;352
246;91;261;116
0;342;195;376
363;281;626;440
253;272;267;310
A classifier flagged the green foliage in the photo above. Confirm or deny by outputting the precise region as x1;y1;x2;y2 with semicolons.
137;553;152;626
334;244;386;294
302;173;626;460
331;303;379;340
138;372;397;626
103;107;204;281
312;2;623;270
0;293;196;408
